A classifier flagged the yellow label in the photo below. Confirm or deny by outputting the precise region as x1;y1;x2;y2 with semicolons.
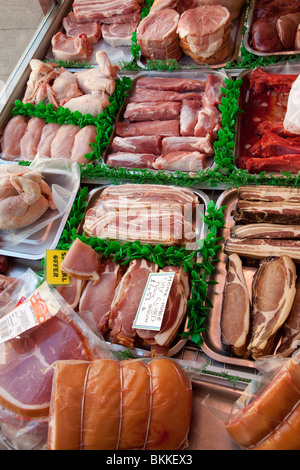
46;250;70;286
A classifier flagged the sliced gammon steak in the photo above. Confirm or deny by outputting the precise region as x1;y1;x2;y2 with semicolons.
51;32;93;62
0;303;109;418
62;12;101;44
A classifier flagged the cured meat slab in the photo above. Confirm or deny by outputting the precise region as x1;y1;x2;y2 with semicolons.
224;238;300;263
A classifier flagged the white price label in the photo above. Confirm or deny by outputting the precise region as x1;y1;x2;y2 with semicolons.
133;272;175;331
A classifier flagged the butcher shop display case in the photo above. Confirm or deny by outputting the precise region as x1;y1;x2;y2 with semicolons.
1;0;300;454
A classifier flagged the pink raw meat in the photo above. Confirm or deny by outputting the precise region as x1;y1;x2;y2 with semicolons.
1;116;28;161
194;105;222;138
101;21;138;47
153;150;206;172
136;77;205;92
116;120;180;137
180;99;202;136
111;136;162;154
63;12;101;44
106;152;157;168
124;101;181;122
162;136;214;155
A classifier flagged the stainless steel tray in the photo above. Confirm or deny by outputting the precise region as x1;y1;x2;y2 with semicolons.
234;64;300;174
244;0;300;57
201;188;257;369
77;183;210;358
101;69;229;185
137;3;247;69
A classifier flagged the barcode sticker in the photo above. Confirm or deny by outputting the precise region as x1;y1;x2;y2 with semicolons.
133;272;175;331
0;282;61;344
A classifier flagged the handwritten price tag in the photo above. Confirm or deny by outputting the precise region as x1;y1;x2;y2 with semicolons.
133;272;175;331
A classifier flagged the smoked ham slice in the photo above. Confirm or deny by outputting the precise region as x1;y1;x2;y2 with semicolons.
109;259;159;348
277;279;300;357
248;256;296;359
221;254;251;357
60;238;102;282
48;358;192;450
226;359;300;450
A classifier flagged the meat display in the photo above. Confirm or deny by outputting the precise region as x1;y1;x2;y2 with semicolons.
82;183;198;245
0;165;56;230
177;5;231;64
48;358;192;450
106;74;223;172
236;68;300;173
137;9;182;61
249;0;300;53
226;359;300;450
221;253;251;357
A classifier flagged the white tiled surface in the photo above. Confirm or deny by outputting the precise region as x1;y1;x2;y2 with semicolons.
0;0;48;90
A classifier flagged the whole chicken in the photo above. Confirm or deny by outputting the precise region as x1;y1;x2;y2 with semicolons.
0;165;56;230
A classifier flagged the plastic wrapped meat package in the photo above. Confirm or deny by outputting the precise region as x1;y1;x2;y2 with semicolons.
0;156;80;250
0;269;115;450
0;269;193;450
203;355;300;450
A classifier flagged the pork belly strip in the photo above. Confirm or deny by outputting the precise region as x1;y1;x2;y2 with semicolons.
221;254;251;357
248;256;296;359
129;87;202;103
277;279;300;357
231;223;300;239
245;155;300;174
238;185;300;203
233;200;300;225
115;120;180;137
73;0;141;22
224;238;300;263
109;259;159;348
98;183;199;210
106;152;157;169
123;101;181;122
153;151;206;172
136;77;205;92
162;136;213;155
111;136;162;154
82;208;195;245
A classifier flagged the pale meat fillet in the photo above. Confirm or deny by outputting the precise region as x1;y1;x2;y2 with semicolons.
109;259;159;348
98;183;199;211
180;100;202;136
51;32;93;62
19;117;46;161
162;136;214;155
82;207;194;245
153;151;206;172
116;120;180;137
60;238;102;282
137;76;205;92
37;123;60;158
124;101;181;122
137;9;181;61
129;87;202;103
136;266;190;354
73;0;141;22
177;5;230;39
50;124;80;159
247;256;296;359
0;116;28;161
71;125;97;163
221;254;251;357
194;105;222;138
79;259;122;335
52;71;83;106
277;279;300;357
102;22;138;47
56;277;85;310
63;92;110;117
75;68;115;95
202;74;224;107
111;135;162;154
106;152;157;169
63;12;101;44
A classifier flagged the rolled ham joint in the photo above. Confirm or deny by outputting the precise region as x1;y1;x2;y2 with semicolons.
226;359;300;450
